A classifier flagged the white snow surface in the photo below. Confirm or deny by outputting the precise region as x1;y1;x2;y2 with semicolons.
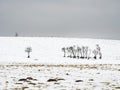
0;37;120;64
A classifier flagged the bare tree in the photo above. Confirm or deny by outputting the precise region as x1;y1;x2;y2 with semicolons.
96;44;102;59
15;32;18;37
25;47;32;58
81;46;85;59
76;46;81;59
69;46;76;58
62;47;66;57
83;46;87;59
67;47;72;58
92;49;98;59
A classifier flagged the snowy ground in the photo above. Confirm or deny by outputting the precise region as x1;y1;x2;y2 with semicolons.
0;37;120;90
0;37;120;64
0;64;120;90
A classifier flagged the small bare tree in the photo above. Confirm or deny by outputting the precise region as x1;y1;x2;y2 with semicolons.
15;32;18;37
62;47;66;57
25;47;32;58
92;49;98;59
96;44;102;59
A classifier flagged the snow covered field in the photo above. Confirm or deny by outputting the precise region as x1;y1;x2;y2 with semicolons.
0;37;120;64
0;64;120;90
0;37;120;90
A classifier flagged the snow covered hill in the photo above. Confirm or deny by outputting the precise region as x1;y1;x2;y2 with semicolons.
0;37;120;64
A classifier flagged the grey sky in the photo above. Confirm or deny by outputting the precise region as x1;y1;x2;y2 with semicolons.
0;0;120;39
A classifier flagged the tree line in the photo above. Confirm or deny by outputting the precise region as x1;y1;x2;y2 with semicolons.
62;44;102;60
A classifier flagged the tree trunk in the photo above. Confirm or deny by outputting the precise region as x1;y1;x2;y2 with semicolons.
28;52;30;58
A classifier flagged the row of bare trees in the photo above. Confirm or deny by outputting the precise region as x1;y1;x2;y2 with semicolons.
62;44;102;59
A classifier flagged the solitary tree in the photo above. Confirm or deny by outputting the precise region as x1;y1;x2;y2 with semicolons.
25;47;32;58
15;32;18;37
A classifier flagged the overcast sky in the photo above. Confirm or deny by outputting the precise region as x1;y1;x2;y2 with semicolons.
0;0;120;39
